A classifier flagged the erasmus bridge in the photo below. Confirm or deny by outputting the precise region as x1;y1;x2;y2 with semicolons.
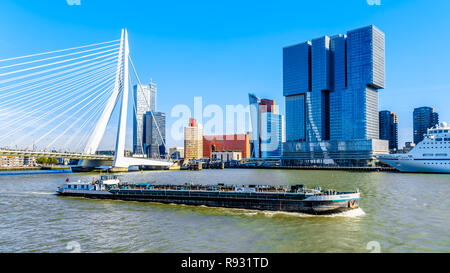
0;29;173;171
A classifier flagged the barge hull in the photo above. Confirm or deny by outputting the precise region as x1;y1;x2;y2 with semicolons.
58;192;358;215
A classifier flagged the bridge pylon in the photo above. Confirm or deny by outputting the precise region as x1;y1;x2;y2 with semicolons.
80;29;172;171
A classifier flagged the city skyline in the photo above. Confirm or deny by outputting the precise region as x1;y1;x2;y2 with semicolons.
0;0;449;149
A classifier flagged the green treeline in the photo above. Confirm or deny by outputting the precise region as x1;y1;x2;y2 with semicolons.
36;157;59;165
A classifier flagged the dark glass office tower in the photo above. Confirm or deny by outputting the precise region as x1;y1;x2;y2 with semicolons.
282;25;389;166
413;107;439;144
143;111;166;158
379;111;398;152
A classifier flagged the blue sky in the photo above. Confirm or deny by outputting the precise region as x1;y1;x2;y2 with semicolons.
0;0;449;149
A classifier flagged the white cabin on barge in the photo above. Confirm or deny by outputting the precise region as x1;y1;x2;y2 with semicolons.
57;175;120;195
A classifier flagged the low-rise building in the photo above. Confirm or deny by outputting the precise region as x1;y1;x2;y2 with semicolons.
24;156;37;166
203;134;250;159
0;156;27;168
169;147;184;160
211;151;242;162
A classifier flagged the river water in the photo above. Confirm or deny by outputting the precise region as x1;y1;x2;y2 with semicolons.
0;169;448;253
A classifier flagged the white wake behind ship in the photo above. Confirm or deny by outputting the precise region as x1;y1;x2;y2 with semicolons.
378;122;450;173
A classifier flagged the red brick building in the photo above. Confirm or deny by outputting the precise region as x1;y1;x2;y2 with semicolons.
203;134;250;159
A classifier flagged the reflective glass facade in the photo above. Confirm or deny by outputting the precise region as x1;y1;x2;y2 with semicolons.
143;111;166;158
249;93;284;159
260;112;283;158
133;80;157;154
413;107;439;144
285;94;306;141
283;42;311;96
248;93;260;158
379;110;398;151
282;25;388;166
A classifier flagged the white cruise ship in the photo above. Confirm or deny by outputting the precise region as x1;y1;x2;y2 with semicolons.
378;122;450;173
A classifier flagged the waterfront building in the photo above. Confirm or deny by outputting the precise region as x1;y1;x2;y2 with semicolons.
203;134;250;159
379;111;399;152
143;111;166;159
282;25;389;166
57;158;70;165
249;94;284;159
413;107;439;144
23;156;36;167
260;112;284;158
184;118;203;160
211;151;242;162
133;79;157;155
169;147;184;160
0;155;28;168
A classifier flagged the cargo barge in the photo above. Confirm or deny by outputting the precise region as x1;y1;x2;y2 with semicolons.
56;175;360;215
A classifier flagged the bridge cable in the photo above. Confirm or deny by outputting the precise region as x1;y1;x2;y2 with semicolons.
46;85;114;150
63;90;113;152
0;67;116;129
0;63;116;112
14;76;116;148
0;72;116;145
0;51;118;85
0;54;117;93
0;43;119;70
0;39;119;63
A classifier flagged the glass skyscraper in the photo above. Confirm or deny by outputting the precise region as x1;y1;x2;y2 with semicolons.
249;93;284;159
379;111;398;152
282;25;389;166
133;80;157;155
260;112;284;158
143;111;166;159
413;107;439;144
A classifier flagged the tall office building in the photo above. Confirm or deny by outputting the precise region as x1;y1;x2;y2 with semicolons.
133;79;157;155
413;107;439;144
143;111;166;158
260;112;284;158
184;118;203;160
283;25;389;166
379;111;398;152
249;94;284;159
